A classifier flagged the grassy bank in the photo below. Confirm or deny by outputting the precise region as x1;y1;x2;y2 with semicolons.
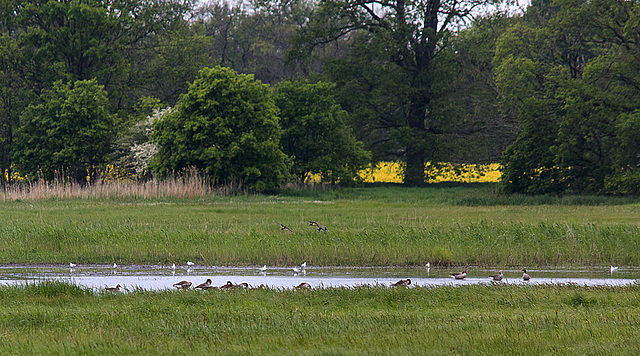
1;185;639;266
0;281;639;355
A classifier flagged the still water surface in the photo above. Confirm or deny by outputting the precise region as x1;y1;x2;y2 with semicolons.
0;265;638;291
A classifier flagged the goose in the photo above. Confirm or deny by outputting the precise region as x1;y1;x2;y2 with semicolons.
521;269;531;281
105;284;122;292
295;282;312;290
610;266;618;274
220;281;236;289
489;270;504;281
450;271;467;280
195;278;213;290
236;282;249;289
391;279;411;287
173;280;192;289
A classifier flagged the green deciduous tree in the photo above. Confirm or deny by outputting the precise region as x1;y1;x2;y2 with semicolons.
496;0;640;195
294;0;508;185
151;66;291;190
12;79;117;183
273;80;370;184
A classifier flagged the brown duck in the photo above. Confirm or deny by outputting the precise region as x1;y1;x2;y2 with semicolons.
173;280;192;289
391;279;411;287
450;271;467;280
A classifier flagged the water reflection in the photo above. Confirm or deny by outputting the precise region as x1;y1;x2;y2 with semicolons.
0;265;637;291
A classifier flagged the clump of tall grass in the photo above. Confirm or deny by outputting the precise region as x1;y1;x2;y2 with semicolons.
1;170;218;202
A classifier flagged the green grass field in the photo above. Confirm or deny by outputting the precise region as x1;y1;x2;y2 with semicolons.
1;281;639;355
2;184;640;354
1;184;639;266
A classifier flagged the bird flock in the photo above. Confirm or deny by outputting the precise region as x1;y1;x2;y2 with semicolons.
73;220;623;292
448;269;529;281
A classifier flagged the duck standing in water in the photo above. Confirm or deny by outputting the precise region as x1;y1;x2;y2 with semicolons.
173;280;192;289
521;269;531;281
489;271;504;281
450;271;467;280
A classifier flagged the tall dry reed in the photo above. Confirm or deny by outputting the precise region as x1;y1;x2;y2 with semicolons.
1;172;219;201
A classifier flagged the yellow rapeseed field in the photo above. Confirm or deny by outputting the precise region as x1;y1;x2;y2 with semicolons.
305;162;501;183
358;161;501;183
5;162;501;185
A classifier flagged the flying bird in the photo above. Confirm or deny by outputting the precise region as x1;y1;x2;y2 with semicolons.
279;223;292;232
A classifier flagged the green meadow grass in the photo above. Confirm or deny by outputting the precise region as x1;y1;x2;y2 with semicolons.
1;184;639;266
0;281;639;355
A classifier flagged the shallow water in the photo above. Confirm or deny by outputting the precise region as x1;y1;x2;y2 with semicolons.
0;264;638;291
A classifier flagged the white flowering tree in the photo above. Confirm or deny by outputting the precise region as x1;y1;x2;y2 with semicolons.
115;107;171;178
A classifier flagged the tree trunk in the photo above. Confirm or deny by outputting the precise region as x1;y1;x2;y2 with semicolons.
404;92;429;186
404;145;425;185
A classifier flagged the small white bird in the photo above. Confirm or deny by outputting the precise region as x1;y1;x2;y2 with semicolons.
426;262;430;268
258;265;267;272
610;266;618;274
301;262;307;269
186;261;195;266
171;263;176;270
69;263;76;268
113;263;118;269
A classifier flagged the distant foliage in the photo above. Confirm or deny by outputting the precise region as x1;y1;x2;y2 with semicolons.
115;107;170;178
12;79;116;183
274;80;371;185
496;0;640;195
151;66;291;190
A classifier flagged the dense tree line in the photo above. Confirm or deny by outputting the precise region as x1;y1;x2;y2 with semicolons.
1;0;639;194
496;0;640;195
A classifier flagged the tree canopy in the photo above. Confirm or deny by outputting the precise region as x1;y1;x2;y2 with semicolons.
151;66;291;190
273;80;370;184
12;79;116;182
294;0;509;185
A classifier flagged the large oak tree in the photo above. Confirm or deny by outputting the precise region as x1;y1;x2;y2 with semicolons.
294;0;507;185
